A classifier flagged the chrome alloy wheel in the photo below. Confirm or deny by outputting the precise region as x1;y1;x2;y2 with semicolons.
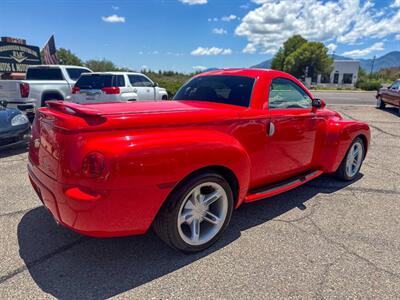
177;182;228;246
345;141;363;178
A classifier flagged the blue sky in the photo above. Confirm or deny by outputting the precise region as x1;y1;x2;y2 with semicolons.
0;0;399;72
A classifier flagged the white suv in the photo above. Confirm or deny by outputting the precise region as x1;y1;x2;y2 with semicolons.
71;72;168;103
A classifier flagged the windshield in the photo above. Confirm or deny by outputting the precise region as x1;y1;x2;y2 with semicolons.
66;68;91;80
26;68;64;80
173;75;255;107
75;74;114;89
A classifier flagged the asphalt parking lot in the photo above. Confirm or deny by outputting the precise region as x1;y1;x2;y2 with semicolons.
0;99;399;299
313;90;377;106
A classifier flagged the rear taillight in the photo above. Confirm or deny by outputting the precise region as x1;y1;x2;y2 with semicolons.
101;87;120;94
72;86;80;94
82;152;106;178
20;83;30;98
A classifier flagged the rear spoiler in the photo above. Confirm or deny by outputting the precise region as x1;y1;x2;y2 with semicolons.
46;101;103;117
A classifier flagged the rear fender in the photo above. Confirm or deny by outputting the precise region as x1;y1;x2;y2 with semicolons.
114;129;251;203
318;118;370;173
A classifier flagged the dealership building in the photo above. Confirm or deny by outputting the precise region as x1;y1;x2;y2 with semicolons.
316;60;360;87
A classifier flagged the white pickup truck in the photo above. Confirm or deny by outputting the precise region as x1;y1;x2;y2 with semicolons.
71;72;169;103
0;65;92;114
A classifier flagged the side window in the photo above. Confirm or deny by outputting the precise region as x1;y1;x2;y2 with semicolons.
115;75;125;87
268;78;312;109
128;75;153;87
140;76;153;87
391;81;400;90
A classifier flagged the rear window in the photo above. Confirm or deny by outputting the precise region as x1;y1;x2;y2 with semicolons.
26;68;64;80
66;68;91;80
75;74;116;89
173;75;255;107
75;74;125;89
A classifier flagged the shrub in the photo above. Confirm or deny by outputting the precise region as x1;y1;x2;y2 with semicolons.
356;80;382;91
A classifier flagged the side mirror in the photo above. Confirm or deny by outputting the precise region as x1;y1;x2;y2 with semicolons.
0;100;8;108
312;98;326;109
153;82;159;87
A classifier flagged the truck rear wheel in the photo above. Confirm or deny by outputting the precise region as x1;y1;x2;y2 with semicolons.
41;93;63;107
153;171;233;252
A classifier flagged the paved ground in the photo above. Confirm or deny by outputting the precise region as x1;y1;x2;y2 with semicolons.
313;90;377;106
0;104;399;299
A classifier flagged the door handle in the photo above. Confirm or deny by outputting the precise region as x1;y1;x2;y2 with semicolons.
133;88;138;93
267;122;275;136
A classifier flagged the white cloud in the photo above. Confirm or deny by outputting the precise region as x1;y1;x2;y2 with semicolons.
193;65;207;71
191;47;232;56
221;14;238;22
327;43;337;53
235;0;400;55
212;28;227;35
391;0;400;8
242;43;257;54
102;14;125;23
208;17;219;22
396;34;400;40
342;42;384;58
179;0;207;5
112;5;119;10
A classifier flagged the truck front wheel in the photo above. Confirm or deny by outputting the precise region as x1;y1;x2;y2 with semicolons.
153;172;233;252
376;96;385;109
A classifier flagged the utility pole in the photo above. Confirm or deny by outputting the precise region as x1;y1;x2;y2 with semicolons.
370;55;376;77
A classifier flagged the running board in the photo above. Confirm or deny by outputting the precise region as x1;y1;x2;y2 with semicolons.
245;170;323;203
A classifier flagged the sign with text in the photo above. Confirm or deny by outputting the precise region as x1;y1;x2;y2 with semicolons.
0;42;41;73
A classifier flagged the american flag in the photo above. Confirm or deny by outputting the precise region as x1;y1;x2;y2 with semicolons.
42;35;58;64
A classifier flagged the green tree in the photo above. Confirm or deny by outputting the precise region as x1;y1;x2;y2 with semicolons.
283;41;333;78
85;59;121;72
56;48;83;66
271;35;307;70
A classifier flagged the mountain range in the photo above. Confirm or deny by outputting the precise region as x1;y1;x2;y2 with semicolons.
251;51;400;72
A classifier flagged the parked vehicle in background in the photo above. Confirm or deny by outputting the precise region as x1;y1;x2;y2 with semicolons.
71;72;168;103
0;65;92;115
376;79;400;112
28;69;370;253
0;100;30;150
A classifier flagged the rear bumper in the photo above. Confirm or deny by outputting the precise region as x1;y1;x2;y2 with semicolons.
0;127;31;150
7;100;37;114
28;162;166;237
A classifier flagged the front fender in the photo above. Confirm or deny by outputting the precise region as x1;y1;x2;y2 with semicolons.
319;118;370;173
157;88;168;99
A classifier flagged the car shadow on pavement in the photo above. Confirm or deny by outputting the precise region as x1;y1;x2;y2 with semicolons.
17;174;362;299
0;144;28;158
381;106;400;117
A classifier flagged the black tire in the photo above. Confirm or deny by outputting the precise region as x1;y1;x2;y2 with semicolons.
162;95;168;100
153;171;234;253
335;137;365;181
376;96;385;109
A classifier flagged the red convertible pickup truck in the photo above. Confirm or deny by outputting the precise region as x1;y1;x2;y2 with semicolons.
28;69;370;252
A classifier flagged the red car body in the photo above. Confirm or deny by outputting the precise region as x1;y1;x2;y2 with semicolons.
28;69;370;238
